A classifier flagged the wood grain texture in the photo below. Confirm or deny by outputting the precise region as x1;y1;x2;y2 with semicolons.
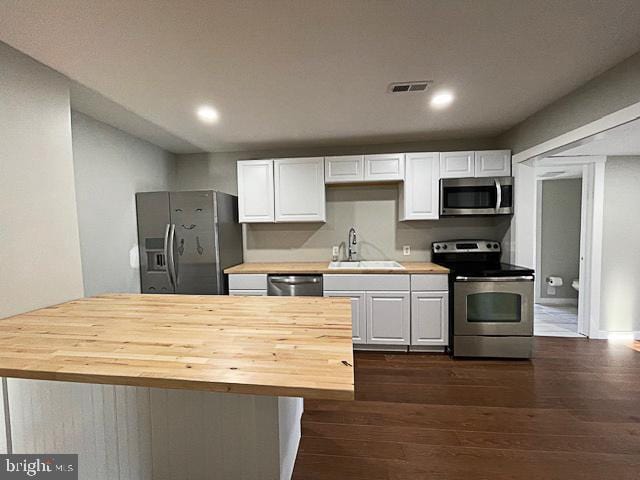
224;262;449;274
293;337;640;479
0;294;354;400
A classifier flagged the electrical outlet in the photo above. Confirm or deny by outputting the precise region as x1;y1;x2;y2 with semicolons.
403;245;411;256
332;246;339;257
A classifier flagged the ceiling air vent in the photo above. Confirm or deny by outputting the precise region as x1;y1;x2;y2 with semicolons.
388;80;432;93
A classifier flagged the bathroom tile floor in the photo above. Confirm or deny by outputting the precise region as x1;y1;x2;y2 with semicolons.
534;304;583;337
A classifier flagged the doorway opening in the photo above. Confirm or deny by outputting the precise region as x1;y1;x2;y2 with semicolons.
534;170;583;337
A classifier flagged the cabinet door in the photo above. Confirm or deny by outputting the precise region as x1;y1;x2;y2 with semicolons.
325;155;364;183
274;157;326;222
411;291;449;346
366;291;410;345
439;151;475;178
364;154;405;181
474;150;511;177
237;160;274;223
400;152;440;220
324;290;366;344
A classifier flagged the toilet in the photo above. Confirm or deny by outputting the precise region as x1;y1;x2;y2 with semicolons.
571;279;579;292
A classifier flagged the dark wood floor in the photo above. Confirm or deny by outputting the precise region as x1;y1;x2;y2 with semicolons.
293;337;640;480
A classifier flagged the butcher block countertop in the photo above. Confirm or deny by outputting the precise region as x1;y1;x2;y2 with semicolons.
224;261;449;275
0;294;354;400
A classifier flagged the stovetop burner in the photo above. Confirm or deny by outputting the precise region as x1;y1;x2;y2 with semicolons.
431;239;534;278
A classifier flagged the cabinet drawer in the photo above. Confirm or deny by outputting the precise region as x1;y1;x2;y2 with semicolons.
228;274;268;290
411;274;448;291
324;274;409;291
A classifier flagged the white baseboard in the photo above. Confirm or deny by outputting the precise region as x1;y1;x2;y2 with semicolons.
408;346;446;353
354;344;408;352
536;298;578;306
591;330;640;341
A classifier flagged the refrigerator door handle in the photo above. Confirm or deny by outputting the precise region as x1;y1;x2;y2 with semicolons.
168;224;178;288
163;223;174;289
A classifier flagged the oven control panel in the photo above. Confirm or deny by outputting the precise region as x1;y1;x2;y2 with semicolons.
432;240;501;253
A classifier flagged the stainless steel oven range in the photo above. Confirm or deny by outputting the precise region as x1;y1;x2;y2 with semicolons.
432;240;534;359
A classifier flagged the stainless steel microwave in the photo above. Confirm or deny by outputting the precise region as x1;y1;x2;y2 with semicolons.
440;176;514;216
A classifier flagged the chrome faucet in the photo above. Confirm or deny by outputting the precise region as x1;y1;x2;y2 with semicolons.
347;227;357;261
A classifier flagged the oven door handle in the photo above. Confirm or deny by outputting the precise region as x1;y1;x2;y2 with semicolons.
456;275;534;282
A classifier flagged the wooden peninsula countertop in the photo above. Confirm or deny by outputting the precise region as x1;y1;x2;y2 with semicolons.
224;261;449;275
0;294;354;400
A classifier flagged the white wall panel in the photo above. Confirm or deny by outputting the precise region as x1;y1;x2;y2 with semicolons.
0;379;7;454
7;380;152;480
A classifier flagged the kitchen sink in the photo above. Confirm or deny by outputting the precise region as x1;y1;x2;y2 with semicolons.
328;261;405;270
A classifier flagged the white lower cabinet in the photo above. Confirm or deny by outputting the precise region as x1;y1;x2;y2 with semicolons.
411;291;449;346
323;273;448;349
324;291;366;344
366;291;410;345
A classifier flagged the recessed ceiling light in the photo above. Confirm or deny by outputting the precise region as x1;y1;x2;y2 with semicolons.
430;91;454;109
196;105;219;123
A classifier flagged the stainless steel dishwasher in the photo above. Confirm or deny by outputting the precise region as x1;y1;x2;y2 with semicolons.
267;275;323;296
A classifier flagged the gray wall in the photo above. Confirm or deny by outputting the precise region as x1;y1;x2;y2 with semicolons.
600;156;640;332
0;42;84;319
174;139;512;262
501;51;640;154
245;185;511;262
72;112;175;296
539;178;582;300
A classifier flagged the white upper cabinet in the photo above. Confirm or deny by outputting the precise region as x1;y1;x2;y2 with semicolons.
364;153;405;181
474;150;511;177
325;155;365;183
237;160;275;223
439;151;475;178
400;152;440;221
274;157;326;222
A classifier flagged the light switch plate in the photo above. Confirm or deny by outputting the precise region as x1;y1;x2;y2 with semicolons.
332;246;339;257
403;245;411;256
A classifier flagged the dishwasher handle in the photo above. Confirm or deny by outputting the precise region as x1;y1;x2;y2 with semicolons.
269;277;321;285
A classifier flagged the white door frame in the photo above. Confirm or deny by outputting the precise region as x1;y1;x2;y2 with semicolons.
534;166;583;305
512;100;640;164
511;101;640;339
518;156;605;338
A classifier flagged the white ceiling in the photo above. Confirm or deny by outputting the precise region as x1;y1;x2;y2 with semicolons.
555;118;640;156
2;1;640;154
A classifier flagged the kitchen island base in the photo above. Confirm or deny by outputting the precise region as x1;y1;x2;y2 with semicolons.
5;378;303;480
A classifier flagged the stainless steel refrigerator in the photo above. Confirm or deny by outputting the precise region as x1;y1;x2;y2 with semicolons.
136;190;243;294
